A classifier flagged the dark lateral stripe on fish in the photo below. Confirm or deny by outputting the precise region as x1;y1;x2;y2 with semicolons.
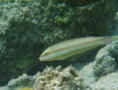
41;37;103;57
40;36;118;61
46;42;101;60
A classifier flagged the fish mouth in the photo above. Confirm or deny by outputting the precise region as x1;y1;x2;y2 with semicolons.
39;54;48;61
39;57;49;61
39;56;44;61
39;55;53;61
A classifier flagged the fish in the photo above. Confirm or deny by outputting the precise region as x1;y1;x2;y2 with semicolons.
39;36;118;61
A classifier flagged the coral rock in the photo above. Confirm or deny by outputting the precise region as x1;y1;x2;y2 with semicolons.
33;66;84;90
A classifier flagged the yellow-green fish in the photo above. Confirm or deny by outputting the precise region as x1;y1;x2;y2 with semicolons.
39;36;118;61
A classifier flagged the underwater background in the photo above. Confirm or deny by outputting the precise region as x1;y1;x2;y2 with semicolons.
0;0;118;90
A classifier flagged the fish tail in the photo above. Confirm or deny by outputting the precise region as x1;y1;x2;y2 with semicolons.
102;36;118;44
111;35;118;41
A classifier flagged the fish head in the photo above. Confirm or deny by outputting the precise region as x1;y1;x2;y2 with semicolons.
39;48;61;61
39;51;52;61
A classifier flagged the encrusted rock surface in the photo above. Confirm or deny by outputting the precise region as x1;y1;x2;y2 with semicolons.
93;42;118;76
90;72;118;90
33;66;84;90
78;63;118;90
7;74;34;90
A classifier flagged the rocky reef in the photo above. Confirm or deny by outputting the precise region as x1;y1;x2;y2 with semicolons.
0;0;118;85
1;56;118;90
0;66;84;90
2;15;118;89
